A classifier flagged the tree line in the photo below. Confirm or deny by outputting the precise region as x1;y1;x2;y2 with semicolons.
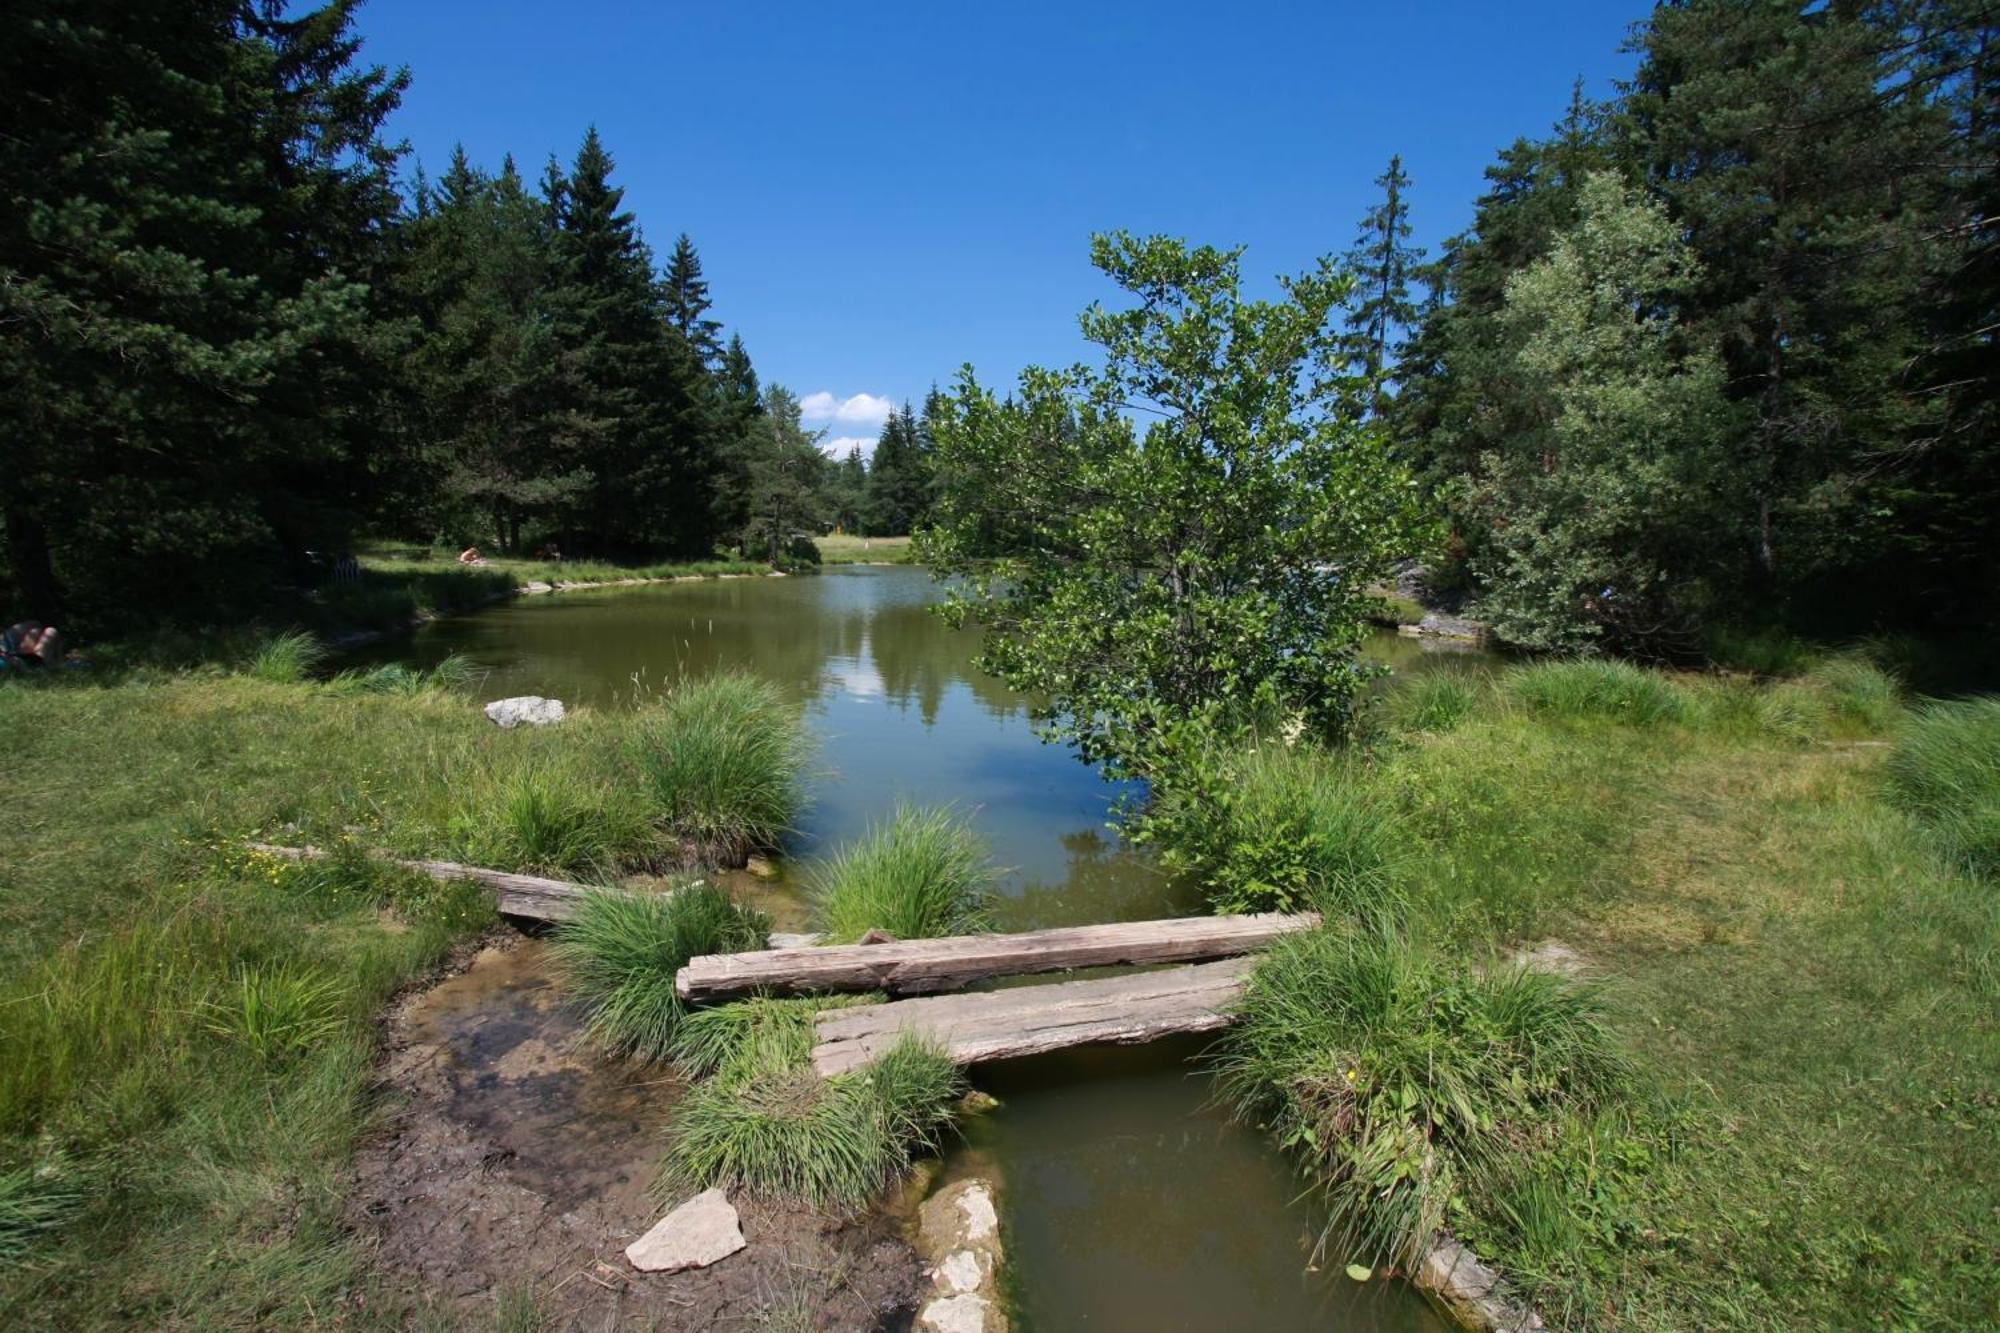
0;2;936;631
1345;0;1996;655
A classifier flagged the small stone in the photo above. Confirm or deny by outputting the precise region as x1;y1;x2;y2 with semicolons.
918;1293;991;1333
938;1249;985;1294
624;1188;745;1273
767;931;822;949
744;854;778;879
520;581;555;595
957;1089;1002;1116
484;696;565;728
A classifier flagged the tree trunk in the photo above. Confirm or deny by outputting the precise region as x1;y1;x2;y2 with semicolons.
3;501;64;621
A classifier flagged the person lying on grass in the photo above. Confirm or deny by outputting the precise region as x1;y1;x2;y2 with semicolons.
0;621;62;672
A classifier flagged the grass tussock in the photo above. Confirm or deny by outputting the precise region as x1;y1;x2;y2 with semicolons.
1889;695;2000;876
552;884;769;1061
1503;658;1691;727
1385;670;1481;734
447;754;649;875
660;996;961;1210
245;630;326;684
628;673;809;867
813;806;995;942
1212;928;1632;1268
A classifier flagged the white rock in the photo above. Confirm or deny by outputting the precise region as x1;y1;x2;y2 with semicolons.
938;1249;985;1293
957;1183;999;1242
520;581;555;595
484;696;565;728
918;1293;991;1333
624;1188;745;1273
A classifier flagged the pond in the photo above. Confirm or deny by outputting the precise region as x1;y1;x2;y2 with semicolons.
385;566;1476;1331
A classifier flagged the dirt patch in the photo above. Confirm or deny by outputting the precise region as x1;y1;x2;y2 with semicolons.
347;934;923;1330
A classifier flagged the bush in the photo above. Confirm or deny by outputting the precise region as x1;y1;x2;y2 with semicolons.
245;631;324;684
551;885;769;1061
1503;659;1690;727
660;996;961;1210
1889;696;2000;876
628;673;809;867
814;807;994;943
1212;928;1631;1266
1142;737;1404;919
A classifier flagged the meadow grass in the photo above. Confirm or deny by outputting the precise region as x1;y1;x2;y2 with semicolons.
245;630;326;684
814;534;913;565
1501;658;1692;727
813;805;995;942
1383;669;1481;733
445;753;650;875
550;884;769;1061
659;996;961;1211
1246;664;2000;1329
627;673;810;866
1888;695;2000;876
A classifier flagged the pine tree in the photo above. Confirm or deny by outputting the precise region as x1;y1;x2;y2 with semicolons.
1344;155;1424;392
663;233;724;368
863;404;933;535
741;386;827;567
710;332;763;542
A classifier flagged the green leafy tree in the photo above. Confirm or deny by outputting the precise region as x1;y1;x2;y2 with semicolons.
1469;173;1739;653
921;233;1428;771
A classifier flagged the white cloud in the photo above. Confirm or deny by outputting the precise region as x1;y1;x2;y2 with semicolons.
800;391;895;429
820;435;876;459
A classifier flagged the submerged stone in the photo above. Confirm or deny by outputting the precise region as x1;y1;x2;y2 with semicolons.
484;696;565;728
624;1188;745;1273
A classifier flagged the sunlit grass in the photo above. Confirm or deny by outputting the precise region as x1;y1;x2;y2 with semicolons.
813;806;995;942
627;673;810;867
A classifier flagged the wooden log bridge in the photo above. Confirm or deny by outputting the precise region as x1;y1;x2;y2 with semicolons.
675;912;1315;1001
810;956;1260;1076
247;842;595;922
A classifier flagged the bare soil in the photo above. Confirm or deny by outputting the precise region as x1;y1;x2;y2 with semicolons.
346;933;923;1331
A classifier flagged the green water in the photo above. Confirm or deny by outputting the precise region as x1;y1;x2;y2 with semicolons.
385;567;1476;1331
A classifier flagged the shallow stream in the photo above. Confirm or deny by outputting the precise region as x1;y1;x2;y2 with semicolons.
384;566;1477;1331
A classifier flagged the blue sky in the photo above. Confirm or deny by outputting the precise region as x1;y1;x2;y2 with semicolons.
353;1;1650;453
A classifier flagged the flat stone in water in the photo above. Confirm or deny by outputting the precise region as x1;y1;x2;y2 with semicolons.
625;1188;746;1273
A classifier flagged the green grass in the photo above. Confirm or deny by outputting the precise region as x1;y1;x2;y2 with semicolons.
813;806;995;942
1213;926;1631;1268
659;996;962;1211
1384;669;1480;734
1502;658;1691;727
245;630;326;684
551;884;769;1061
628;673;810;866
815;534;913;565
446;754;650;875
1889;695;2000;877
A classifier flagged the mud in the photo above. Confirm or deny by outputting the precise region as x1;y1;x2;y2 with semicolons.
347;934;924;1330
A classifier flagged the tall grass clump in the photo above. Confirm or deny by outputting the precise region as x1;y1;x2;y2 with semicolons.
448;757;647;874
551;885;768;1060
1503;659;1691;727
1387;670;1481;734
1143;737;1404;919
628;673;808;867
326;652;481;697
0;1157;82;1268
1212;928;1631;1267
1888;696;2000;876
814;806;994;943
660;996;961;1210
1802;655;1901;732
245;631;325;684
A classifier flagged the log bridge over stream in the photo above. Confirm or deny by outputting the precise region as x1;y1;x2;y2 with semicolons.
249;842;1314;1076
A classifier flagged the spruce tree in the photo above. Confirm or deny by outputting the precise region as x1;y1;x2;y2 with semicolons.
663;233;725;368
1344;155;1424;394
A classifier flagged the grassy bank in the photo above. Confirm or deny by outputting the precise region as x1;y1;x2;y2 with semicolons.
1173;658;1999;1328
0;663;809;1327
815;534;913;565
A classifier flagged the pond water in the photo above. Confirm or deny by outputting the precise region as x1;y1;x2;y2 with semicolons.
385;566;1475;1332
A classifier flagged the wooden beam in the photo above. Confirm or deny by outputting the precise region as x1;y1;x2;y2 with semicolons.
678;912;1313;1001
247;842;599;922
810;956;1258;1077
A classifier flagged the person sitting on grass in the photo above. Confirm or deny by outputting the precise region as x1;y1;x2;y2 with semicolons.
1;621;62;672
457;545;486;566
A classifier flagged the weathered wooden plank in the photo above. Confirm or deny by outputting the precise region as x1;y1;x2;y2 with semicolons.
810;956;1258;1076
247;842;598;922
679;912;1312;1001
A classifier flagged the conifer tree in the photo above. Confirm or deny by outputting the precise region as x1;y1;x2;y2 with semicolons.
663;233;725;368
1344;155;1424;393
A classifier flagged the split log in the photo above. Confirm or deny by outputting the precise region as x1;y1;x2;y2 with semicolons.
247;842;597;922
678;911;1312;1001
810;956;1258;1076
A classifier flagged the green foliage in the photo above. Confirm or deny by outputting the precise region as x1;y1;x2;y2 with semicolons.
862;400;935;535
246;632;327;685
1139;738;1403;919
447;757;648;874
921;232;1429;771
201;963;348;1067
740;386;829;568
1344;154;1425;393
1503;659;1690;727
1386;670;1480;734
626;673;809;865
326;654;481;697
1889;697;2000;876
1213;928;1631;1267
551;884;769;1062
813;807;995;943
660;998;962;1211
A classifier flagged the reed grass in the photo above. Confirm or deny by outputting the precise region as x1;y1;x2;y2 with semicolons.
627;673;809;867
813;806;995;942
551;884;769;1061
1888;695;2000;875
